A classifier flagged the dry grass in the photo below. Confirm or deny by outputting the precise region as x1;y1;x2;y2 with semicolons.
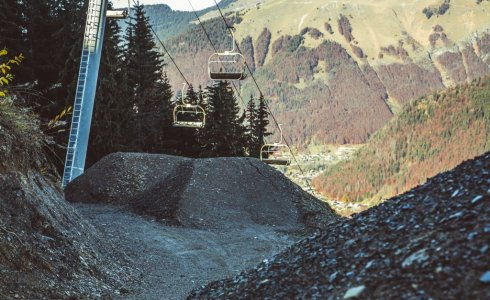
0;97;48;172
200;0;490;66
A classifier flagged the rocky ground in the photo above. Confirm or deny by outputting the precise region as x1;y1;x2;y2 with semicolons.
75;203;301;299
64;153;338;298
0;172;130;299
189;152;490;299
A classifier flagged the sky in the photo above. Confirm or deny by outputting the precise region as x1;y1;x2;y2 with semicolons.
112;0;222;11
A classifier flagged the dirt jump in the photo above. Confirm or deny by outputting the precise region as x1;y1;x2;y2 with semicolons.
64;152;337;298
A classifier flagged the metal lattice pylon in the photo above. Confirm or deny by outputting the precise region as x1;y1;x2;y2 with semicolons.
62;0;107;188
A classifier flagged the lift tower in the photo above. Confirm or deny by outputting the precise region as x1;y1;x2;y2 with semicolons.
62;1;129;187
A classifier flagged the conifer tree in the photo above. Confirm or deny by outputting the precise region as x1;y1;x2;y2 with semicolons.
53;0;85;106
200;81;247;157
87;16;132;166
0;0;25;55
254;93;271;155
245;95;258;157
0;0;33;87
124;3;172;153
24;0;85;115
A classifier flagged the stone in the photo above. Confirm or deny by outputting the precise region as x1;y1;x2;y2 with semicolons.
471;195;484;204
402;249;429;268
449;212;463;219
365;260;375;269
479;271;490;283
343;285;365;299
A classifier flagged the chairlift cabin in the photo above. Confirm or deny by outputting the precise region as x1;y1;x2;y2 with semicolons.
107;0;130;19
260;125;291;166
173;84;206;128
208;29;246;81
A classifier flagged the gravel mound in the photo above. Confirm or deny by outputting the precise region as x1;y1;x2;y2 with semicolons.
65;153;336;230
0;172;129;299
189;152;490;299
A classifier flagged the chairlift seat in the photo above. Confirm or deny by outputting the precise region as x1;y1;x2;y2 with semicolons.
208;52;246;81
261;158;291;166
209;72;245;80
173;103;206;129
173;120;204;128
260;143;291;166
107;9;128;19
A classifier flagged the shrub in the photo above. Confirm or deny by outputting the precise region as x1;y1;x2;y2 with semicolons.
0;48;24;97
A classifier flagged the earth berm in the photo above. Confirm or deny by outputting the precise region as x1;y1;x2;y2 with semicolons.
65;152;338;298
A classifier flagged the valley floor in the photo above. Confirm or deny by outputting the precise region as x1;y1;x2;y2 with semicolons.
75;203;301;299
280;145;368;216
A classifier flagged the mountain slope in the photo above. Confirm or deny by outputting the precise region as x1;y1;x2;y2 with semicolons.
154;0;490;146
0;100;128;298
313;74;490;204
143;0;237;41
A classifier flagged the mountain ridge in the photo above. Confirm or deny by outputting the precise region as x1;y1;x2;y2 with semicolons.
148;0;490;146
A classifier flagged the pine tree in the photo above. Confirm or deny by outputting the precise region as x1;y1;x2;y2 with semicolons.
200;81;247;157
53;0;86;108
245;95;258;157
0;0;25;55
124;3;172;153
254;93;271;156
24;0;85;115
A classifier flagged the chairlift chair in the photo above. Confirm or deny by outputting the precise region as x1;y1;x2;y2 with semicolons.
107;0;130;19
260;125;291;166
173;83;206;128
208;28;246;81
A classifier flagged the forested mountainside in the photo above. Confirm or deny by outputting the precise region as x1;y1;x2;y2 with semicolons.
313;74;490;205
139;0;237;41
150;0;490;146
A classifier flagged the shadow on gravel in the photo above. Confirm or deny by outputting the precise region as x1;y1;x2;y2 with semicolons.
131;160;194;226
65;152;337;231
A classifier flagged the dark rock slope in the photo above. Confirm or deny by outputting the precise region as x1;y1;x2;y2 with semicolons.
65;153;337;231
0;172;129;299
189;152;490;299
0;102;129;299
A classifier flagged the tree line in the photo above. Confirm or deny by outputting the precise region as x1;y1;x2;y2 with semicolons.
0;0;271;169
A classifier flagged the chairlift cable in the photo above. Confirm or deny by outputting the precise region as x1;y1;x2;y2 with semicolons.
129;0;191;87
212;0;315;193
186;0;245;106
149;26;192;88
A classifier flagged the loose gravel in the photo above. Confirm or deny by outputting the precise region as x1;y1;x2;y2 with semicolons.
189;152;490;299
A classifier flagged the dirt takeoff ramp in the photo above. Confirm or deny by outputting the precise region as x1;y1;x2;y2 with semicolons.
65;152;336;231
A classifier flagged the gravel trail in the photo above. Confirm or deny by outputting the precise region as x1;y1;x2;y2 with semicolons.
76;203;302;299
